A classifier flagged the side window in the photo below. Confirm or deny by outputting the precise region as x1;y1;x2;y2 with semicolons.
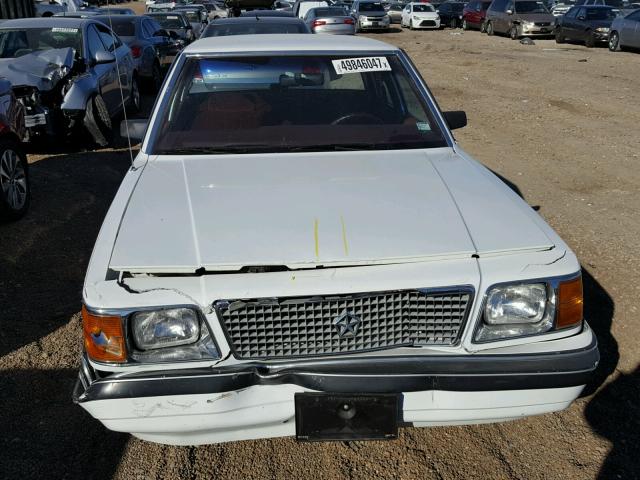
86;25;106;59
95;24;121;52
142;20;157;37
505;1;514;11
395;72;427;123
628;10;640;20
578;7;587;16
564;6;576;17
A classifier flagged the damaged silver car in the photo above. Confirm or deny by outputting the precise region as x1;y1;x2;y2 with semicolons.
0;18;137;146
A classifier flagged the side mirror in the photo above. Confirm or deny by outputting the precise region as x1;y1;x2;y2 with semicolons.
0;79;12;96
120;119;148;143
443;110;467;130
154;28;170;37
578;14;585;19
506;8;513;13
93;50;115;65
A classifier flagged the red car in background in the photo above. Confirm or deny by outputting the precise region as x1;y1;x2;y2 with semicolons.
462;0;492;30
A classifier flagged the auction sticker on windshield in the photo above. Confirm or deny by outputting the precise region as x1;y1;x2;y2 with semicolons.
332;57;391;75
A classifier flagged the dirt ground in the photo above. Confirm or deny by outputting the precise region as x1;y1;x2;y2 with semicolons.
1;8;640;479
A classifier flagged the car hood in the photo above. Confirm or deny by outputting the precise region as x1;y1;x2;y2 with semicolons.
411;11;439;17
109;149;554;273
515;12;555;21
0;47;74;92
360;11;387;16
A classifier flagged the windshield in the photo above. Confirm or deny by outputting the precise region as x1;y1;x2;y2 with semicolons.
152;15;186;28
203;22;307;36
515;1;549;12
449;3;465;12
413;4;435;11
151;55;447;155
585;7;616;18
181;11;201;22
109;21;136;37
389;5;403;10
359;2;385;11
314;7;349;15
0;27;82;58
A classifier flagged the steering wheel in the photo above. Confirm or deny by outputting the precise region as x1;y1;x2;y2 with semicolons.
331;113;384;125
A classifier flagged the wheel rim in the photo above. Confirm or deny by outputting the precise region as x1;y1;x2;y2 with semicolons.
0;149;27;211
609;33;618;50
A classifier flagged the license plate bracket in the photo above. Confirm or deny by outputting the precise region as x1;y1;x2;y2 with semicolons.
295;393;399;442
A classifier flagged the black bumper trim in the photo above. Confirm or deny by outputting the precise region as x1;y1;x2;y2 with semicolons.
74;337;598;403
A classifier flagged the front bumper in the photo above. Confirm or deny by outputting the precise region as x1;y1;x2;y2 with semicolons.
520;25;554;36
74;333;598;444
359;19;390;30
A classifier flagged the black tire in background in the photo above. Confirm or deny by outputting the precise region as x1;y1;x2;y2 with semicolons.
486;21;494;35
127;75;141;114
608;31;620;51
585;30;595;48
555;28;565;43
84;94;113;147
510;25;518;39
0;138;30;222
450;18;457;28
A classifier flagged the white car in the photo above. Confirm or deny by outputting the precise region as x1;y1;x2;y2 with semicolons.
401;2;441;29
74;34;598;446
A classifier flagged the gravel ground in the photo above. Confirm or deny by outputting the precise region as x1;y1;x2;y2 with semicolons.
1;16;639;480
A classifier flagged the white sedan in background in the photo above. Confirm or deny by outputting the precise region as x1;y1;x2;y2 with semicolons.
401;2;441;29
74;34;598;446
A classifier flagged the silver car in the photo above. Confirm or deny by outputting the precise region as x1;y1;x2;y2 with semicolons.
609;9;640;50
304;6;356;33
0;18;137;146
386;3;405;22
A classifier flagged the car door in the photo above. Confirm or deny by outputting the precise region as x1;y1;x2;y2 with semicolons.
624;10;640;46
561;6;579;37
95;23;132;115
85;24;119;113
402;4;411;24
574;7;589;39
143;18;169;68
499;0;513;31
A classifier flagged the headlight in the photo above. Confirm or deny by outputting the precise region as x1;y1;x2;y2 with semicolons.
522;21;535;27
82;306;220;364
130;307;219;362
475;275;583;343
359;15;367;20
595;27;609;32
132;307;199;350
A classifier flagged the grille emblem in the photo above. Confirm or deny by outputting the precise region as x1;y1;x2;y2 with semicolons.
333;310;361;338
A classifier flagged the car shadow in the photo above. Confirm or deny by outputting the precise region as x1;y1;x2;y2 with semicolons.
585;365;640;479
0;368;129;480
0;148;135;357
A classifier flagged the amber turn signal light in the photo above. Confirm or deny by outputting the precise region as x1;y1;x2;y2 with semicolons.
82;306;127;362
556;276;584;329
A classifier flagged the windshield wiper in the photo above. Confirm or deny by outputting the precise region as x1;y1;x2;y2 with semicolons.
288;144;395;152
155;145;273;155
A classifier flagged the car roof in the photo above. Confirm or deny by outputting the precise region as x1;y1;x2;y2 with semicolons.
92;15;141;23
0;17;90;29
184;33;397;53
210;16;305;23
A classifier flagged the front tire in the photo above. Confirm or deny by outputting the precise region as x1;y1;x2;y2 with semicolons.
462;19;468;30
409;19;414;30
127;75;141;114
450;18;457;28
84;94;113;147
510;25;519;40
0;139;29;222
585;30;595;48
608;31;620;51
486;21;494;35
555;28;565;43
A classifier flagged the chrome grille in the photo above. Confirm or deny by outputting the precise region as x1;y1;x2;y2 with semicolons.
216;289;472;359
